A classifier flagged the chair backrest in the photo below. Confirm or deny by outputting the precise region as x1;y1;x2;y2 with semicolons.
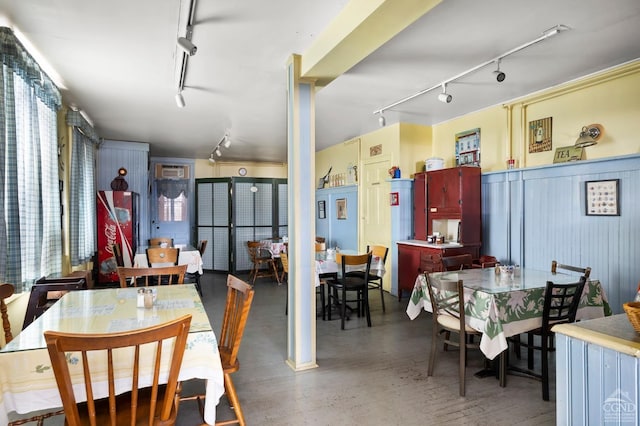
315;237;326;243
551;260;591;279
148;237;174;247
442;254;473;271
117;265;187;288
315;242;326;252
1;283;14;345
366;245;389;263
112;243;124;267
146;247;180;266
45;314;192;426
197;240;208;256
424;274;465;329
542;277;587;329
246;241;264;261
340;252;372;282
23;277;87;330
280;252;289;275
475;255;498;268
218;275;255;370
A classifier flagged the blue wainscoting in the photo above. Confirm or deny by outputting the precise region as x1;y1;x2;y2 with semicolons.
315;185;358;251
481;154;640;314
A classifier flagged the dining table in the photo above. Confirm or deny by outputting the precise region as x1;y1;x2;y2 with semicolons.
406;267;611;379
133;244;204;274
0;284;224;425
314;250;386;287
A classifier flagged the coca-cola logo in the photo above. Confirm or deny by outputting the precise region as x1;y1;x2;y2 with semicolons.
104;223;117;254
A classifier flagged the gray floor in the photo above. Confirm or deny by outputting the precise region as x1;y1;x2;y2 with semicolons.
177;272;557;426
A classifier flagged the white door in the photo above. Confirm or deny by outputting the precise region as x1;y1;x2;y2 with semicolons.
361;156;392;290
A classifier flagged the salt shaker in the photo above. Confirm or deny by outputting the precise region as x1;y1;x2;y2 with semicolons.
137;288;145;308
494;263;501;275
144;288;154;309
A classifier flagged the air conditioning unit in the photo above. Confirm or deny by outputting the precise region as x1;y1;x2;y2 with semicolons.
155;164;190;179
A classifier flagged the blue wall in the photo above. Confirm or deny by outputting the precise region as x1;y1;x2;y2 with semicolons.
481;154;640;313
315;185;358;251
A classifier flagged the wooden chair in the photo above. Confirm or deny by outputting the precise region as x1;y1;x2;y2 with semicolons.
198;240;208;257
314;242;326;252
146;246;180;266
509;277;586;400
425;274;481;396
148;237;174;247
1;283;14;346
551;260;591;279
246;241;280;284
22;276;87;330
117;265;187;288
442;254;473;271
44;314;192;426
315;237;326;244
472;255;499;268
181;275;254;426
327;253;372;330
281;252;290;315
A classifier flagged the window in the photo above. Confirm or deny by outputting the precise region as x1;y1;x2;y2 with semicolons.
158;192;188;222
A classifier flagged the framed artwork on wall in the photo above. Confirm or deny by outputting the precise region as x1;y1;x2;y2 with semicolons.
455;128;481;166
585;179;619;216
336;198;347;220
317;200;326;219
528;117;553;153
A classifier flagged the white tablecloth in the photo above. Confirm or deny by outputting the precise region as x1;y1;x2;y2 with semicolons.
134;246;203;274
0;285;223;425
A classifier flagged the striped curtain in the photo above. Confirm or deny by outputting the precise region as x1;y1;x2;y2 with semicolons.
1;27;62;290
67;110;98;266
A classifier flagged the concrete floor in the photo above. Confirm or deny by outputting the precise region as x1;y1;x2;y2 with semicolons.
177;272;556;426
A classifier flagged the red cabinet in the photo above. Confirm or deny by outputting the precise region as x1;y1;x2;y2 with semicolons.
426;166;481;247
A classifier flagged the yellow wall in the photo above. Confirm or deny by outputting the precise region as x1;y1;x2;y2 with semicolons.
194;160;287;179
432;60;640;171
315;137;360;184
399;122;433;176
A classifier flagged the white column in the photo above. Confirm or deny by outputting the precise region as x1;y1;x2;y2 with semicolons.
285;54;317;371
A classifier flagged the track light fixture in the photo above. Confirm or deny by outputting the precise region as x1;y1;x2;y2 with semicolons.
177;37;197;56
223;134;232;148
493;59;506;82
175;92;185;108
378;112;386;127
373;24;569;116
209;131;231;160
215;147;222;157
208;154;216;163
437;84;452;103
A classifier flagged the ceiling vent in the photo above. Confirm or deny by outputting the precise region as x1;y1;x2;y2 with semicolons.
156;164;189;179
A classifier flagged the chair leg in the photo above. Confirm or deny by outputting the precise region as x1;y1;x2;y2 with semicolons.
340;287;347;330
379;278;385;313
220;372;246;426
320;284;326;321
527;333;535;370
427;325;438;376
542;335;550;401
459;331;466;397
195;274;203;296
364;289;371;327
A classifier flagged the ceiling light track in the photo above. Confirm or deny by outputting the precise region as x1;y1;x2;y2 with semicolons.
372;24;569;116
209;132;231;163
175;0;198;108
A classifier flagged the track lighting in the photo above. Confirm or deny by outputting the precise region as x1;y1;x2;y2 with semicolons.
437;84;452;103
493;59;506;82
175;92;185;108
215;147;222;157
378;113;386;127
208;154;216;163
177;36;197;56
223;134;231;148
373;24;568;116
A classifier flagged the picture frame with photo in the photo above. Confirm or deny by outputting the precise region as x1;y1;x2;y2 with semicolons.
585;179;619;216
336;198;347;220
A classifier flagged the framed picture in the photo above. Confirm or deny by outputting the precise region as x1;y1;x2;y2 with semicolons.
336;198;347;220
317;200;326;219
528;117;553;153
455;128;481;167
390;192;399;206
585;179;620;216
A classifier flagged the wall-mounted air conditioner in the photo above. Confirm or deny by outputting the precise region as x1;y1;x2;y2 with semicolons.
155;164;190;179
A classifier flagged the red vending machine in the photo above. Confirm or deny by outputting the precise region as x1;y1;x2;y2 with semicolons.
96;191;139;284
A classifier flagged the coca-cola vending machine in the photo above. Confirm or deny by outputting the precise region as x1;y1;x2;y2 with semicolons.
96;191;139;284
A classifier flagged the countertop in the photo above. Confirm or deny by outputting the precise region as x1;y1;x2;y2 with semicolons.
396;239;463;249
553;314;640;358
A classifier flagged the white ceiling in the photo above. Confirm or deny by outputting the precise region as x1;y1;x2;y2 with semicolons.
1;0;639;163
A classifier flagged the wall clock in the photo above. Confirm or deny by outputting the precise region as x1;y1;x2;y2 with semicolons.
238;167;247;176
